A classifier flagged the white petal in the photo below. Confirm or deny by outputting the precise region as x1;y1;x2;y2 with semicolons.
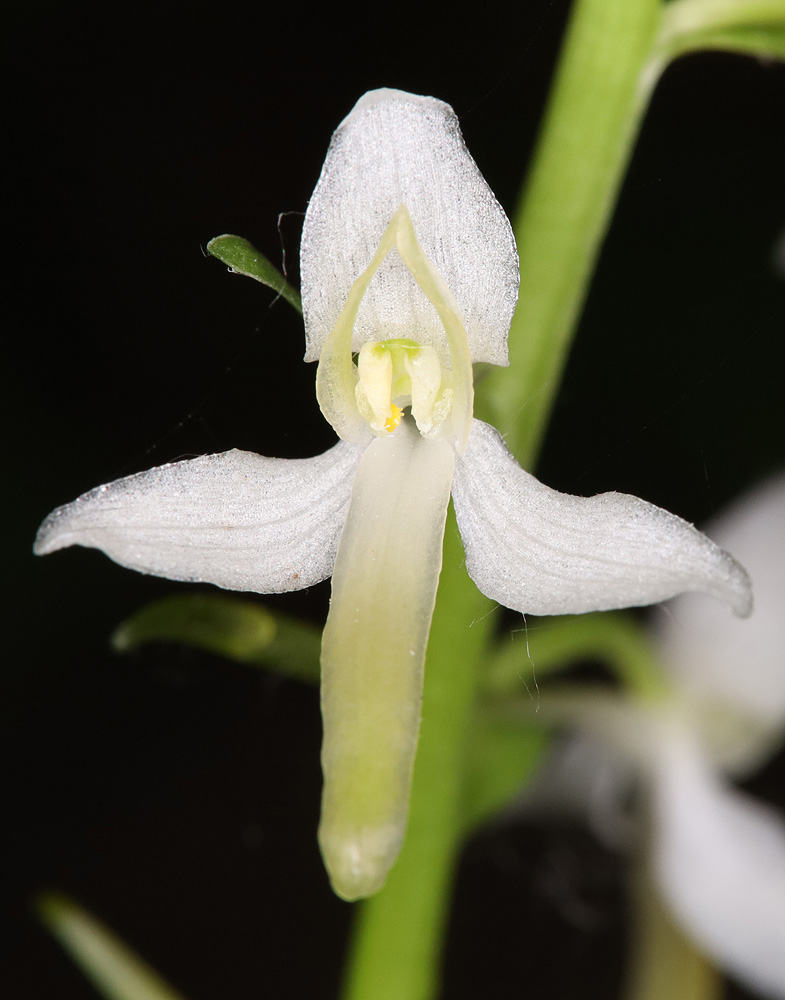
451;419;752;616
655;475;785;748
653;731;785;999
318;418;454;900
301;89;518;366
34;444;363;593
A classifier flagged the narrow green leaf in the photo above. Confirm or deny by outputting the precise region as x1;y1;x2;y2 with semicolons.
112;593;321;684
670;25;785;57
481;612;667;701
35;893;188;1000
654;0;785;63
206;234;303;314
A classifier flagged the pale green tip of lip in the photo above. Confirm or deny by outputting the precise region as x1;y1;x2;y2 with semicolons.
320;826;400;902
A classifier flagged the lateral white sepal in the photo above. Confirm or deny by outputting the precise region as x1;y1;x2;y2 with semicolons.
451;419;752;617
33;444;363;593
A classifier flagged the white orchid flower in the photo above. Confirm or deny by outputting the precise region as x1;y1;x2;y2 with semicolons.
542;476;785;998
34;88;751;901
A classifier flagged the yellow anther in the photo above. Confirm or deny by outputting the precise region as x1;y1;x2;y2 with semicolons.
384;404;404;433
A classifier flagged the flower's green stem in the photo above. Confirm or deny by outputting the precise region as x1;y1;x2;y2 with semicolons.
340;0;687;997
477;0;662;469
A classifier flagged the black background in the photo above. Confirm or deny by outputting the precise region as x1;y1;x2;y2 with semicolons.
5;0;785;997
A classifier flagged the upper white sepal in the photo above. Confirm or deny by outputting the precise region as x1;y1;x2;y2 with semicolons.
301;89;518;366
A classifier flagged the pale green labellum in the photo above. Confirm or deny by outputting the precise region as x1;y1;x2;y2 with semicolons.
314;204;474;900
318;418;454;900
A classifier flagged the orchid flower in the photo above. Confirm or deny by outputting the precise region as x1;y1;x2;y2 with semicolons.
540;476;785;998
34;88;752;902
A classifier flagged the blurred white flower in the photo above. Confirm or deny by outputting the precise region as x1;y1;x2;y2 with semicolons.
546;476;785;998
650;475;785;998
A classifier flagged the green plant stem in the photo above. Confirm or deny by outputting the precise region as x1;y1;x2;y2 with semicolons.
340;510;493;1000
341;0;670;997
476;0;663;469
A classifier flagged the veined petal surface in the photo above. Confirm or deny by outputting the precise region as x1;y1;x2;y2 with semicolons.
301;89;518;366
34;444;363;593
655;475;785;738
652;729;785;1000
451;419;752;617
318;418;454;900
